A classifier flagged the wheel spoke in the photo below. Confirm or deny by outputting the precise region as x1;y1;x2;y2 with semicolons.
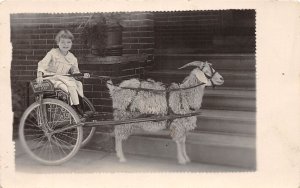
25;117;39;128
56;137;73;147
47;138;55;161
23;133;45;138
52;135;68;150
54;132;78;144
35;137;48;157
24;123;43;132
59;128;78;135
50;136;65;159
27;134;46;143
19;99;82;165
52;135;71;155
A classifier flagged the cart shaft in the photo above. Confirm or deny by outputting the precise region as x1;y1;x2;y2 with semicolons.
51;111;202;134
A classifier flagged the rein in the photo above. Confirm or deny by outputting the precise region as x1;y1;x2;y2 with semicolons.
107;81;206;93
42;72;210;92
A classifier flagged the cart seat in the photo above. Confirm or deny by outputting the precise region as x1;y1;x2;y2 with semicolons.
30;80;70;104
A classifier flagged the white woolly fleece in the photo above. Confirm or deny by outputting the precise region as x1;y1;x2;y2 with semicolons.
107;67;207;141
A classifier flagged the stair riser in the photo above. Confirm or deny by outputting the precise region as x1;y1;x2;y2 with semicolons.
196;118;256;135
221;73;256;88
123;136;256;169
202;95;256;111
154;55;255;71
222;79;255;88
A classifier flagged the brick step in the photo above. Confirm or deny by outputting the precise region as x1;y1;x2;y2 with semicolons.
202;89;256;111
122;131;256;169
153;53;255;71
196;109;255;135
146;69;256;90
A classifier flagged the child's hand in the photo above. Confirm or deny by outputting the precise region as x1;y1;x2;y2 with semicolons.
83;73;90;78
36;76;43;84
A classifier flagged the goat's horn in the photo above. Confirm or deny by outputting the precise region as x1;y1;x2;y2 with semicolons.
178;61;205;69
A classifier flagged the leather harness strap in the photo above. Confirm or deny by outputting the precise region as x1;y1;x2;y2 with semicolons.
200;63;217;88
113;63;218;124
125;81;142;111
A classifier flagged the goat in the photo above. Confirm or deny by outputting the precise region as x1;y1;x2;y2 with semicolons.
106;61;224;164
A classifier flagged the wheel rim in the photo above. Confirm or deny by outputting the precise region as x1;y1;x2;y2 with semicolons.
19;100;82;165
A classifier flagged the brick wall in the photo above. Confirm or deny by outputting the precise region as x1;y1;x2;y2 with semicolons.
10;13;154;137
121;12;154;55
10;12;154;83
79;58;149;112
10;13;91;83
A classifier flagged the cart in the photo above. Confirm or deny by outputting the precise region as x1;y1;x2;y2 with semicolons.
18;74;202;165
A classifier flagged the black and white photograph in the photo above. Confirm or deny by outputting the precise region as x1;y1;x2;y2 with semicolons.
1;1;300;188
11;10;256;173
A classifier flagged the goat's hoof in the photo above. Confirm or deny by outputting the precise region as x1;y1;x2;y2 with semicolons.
119;158;127;163
178;159;187;165
185;157;191;163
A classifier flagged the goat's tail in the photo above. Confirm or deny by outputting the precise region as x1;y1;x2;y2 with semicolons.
106;80;116;95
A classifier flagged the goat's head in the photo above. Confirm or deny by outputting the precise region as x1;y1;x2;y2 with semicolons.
179;61;224;87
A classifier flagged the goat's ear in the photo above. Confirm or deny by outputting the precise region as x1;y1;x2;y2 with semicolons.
193;69;208;84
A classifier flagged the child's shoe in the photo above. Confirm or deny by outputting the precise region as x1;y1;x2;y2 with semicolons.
72;105;85;119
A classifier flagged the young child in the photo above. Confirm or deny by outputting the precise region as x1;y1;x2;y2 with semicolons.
36;29;89;116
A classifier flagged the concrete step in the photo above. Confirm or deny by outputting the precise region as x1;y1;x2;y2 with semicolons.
123;131;256;169
145;69;256;89
202;89;256;111
196;109;256;135
85;110;256;169
153;53;255;71
117;53;257;169
145;69;256;111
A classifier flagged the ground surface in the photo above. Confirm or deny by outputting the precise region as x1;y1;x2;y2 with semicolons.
14;139;248;173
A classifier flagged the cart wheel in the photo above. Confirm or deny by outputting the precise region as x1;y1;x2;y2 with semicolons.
19;99;83;165
81;96;96;147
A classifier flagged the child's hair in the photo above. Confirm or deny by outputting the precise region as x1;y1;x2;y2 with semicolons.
55;30;74;43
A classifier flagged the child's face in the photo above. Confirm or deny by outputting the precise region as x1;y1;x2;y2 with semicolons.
57;38;72;54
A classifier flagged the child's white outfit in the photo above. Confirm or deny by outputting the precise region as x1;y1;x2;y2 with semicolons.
37;48;83;105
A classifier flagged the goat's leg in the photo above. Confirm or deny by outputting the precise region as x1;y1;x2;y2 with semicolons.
175;137;187;164
115;136;126;162
171;126;187;164
182;136;190;163
114;127;128;162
